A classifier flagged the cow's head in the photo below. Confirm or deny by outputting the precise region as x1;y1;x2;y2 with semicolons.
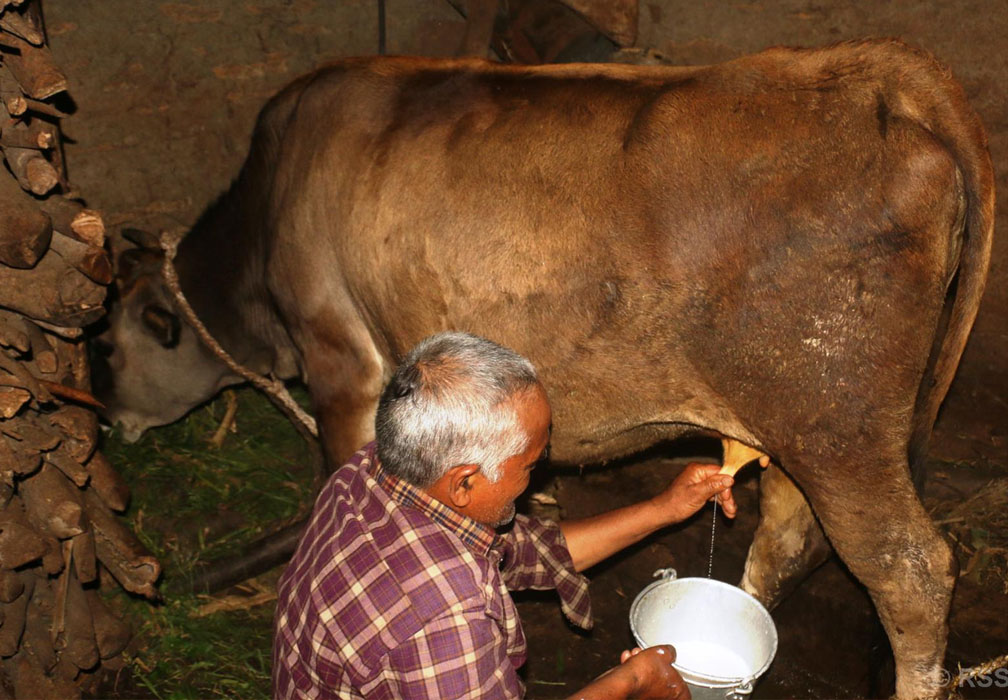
91;229;235;441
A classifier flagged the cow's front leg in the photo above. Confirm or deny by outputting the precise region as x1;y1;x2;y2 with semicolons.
800;459;956;700
298;322;387;470
740;463;831;608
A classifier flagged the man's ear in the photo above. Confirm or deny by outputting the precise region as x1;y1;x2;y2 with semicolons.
444;463;481;509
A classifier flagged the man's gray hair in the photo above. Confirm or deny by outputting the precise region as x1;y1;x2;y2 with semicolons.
375;332;539;487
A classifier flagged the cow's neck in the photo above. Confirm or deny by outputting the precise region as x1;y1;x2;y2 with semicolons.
173;190;295;380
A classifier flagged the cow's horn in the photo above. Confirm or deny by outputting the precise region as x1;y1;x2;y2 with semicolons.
121;227;163;252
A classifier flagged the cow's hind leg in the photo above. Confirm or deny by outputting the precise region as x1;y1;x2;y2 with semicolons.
740;463;831;609
798;454;956;699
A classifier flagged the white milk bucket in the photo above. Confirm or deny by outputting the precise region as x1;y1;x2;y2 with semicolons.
629;569;777;700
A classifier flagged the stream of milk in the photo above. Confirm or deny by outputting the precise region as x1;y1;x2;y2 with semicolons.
673;640;751;678
672;499;752;680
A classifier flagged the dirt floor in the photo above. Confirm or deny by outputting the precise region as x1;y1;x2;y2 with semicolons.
40;1;1007;698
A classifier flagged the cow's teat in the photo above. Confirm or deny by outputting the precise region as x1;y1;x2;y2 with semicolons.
720;438;771;477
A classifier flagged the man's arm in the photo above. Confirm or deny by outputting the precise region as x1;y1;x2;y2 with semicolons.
385;613;687;700
560;463;735;572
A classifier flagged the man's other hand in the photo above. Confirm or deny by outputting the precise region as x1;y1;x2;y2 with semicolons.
570;645;690;700
617;645;690;700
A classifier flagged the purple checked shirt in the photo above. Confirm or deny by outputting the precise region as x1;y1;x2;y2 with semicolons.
272;443;592;699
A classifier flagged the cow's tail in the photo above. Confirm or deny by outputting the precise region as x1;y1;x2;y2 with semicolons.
872;40;996;490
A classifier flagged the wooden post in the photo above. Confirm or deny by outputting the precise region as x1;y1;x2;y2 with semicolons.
0;0;160;688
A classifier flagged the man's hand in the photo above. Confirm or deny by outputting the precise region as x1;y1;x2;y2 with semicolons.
619;646;690;700
651;463;736;523
560;463;755;572
569;645;690;700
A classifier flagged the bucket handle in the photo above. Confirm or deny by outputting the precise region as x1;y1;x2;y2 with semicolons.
652;568;677;580
725;680;754;699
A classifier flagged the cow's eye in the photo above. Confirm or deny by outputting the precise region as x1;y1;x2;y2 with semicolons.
141;305;181;348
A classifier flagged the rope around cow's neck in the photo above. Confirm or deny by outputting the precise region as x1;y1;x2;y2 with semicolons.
158;232;319;440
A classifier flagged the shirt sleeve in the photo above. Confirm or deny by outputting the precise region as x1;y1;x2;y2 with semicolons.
496;514;593;630
375;606;524;699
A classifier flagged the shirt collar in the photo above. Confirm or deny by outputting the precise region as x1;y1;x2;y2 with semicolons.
368;445;498;556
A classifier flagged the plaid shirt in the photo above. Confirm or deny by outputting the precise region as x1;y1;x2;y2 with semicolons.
273;443;592;699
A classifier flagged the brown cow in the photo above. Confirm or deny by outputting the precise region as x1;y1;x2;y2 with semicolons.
93;40;994;698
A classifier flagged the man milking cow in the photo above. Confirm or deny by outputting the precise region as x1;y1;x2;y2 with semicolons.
273;331;749;699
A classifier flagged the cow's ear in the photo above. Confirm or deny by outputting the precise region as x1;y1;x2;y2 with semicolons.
116;248;146;282
116;247;162;289
141;305;181;348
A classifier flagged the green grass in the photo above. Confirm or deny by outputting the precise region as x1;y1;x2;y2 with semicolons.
99;386;316;699
127;595;275;700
